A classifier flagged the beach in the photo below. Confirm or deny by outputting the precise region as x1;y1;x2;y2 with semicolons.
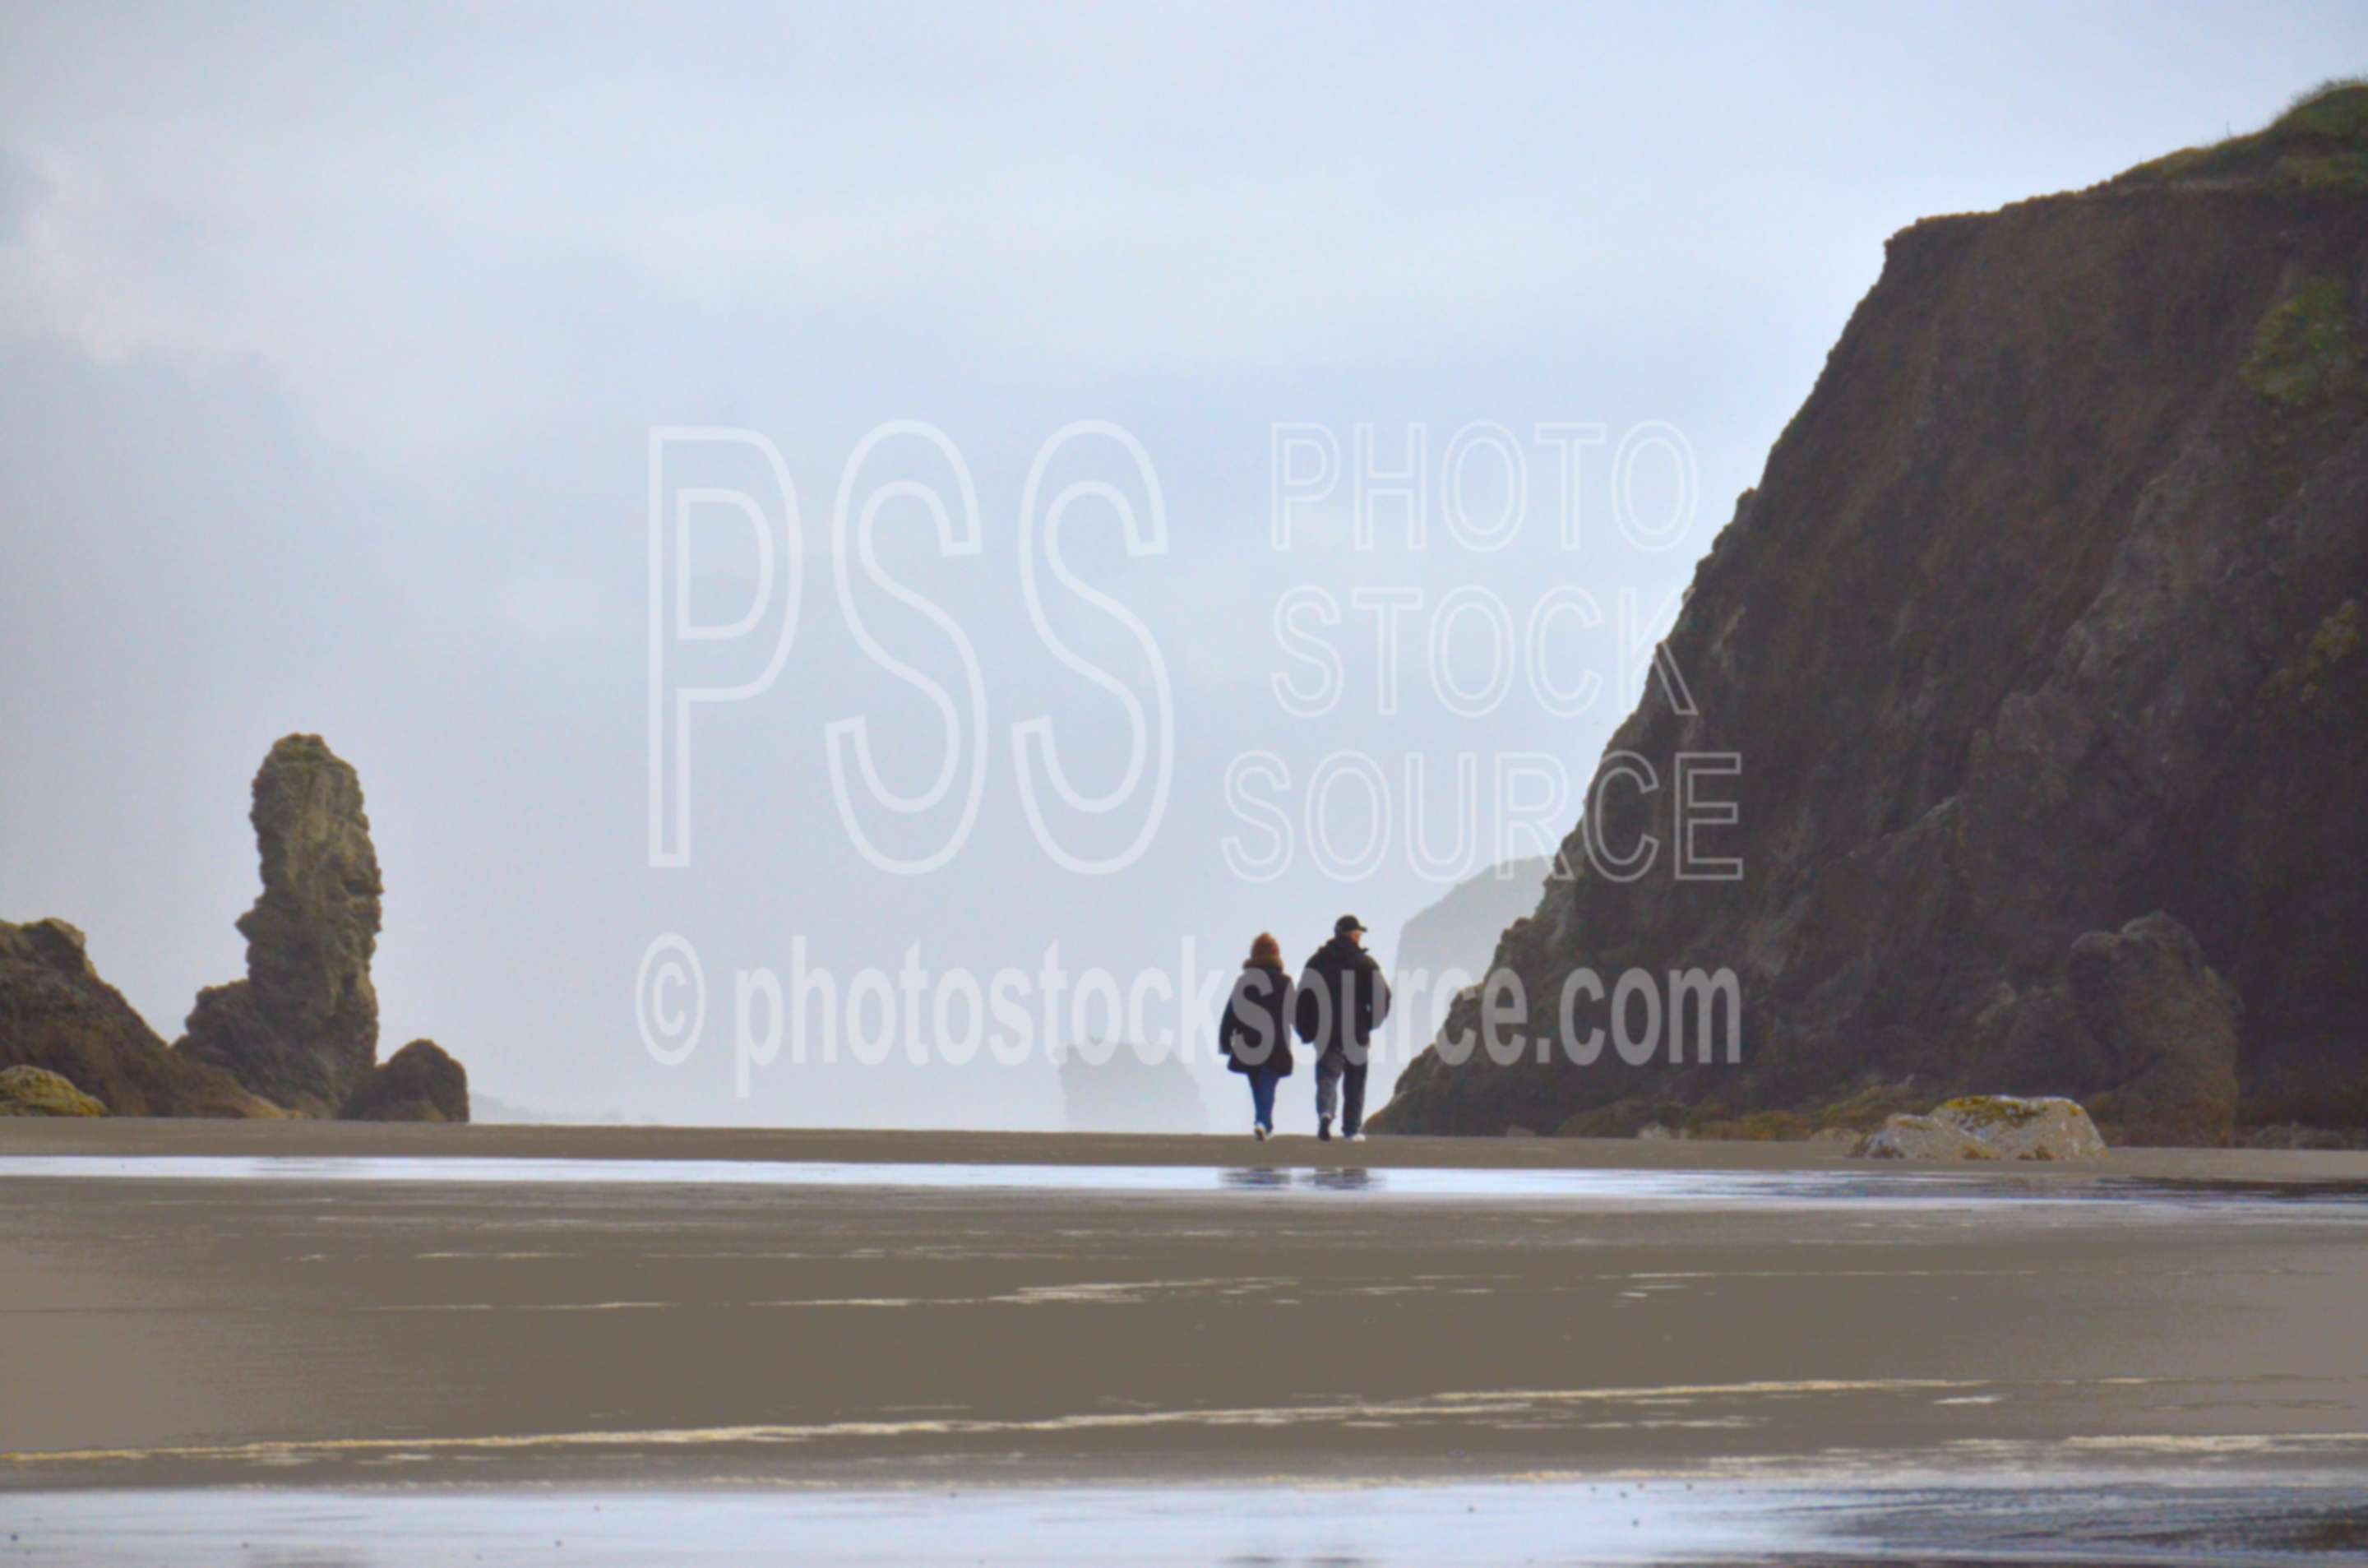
3;1122;2366;1556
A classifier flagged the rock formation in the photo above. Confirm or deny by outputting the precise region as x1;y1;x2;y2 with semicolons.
1854;1096;2107;1161
1853;1112;1988;1161
1394;857;1556;1006
1965;912;2244;1145
1377;85;2368;1146
1052;1043;1213;1134
0;1063;109;1117
342;1039;470;1123
178;734;389;1117
2070;914;2241;1144
4;737;469;1120
0;918;280;1117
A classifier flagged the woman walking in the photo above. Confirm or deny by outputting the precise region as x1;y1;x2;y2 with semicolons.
1221;932;1296;1140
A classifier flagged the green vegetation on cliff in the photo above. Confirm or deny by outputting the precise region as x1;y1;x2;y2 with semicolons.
2117;79;2368;191
2265;599;2362;711
2244;276;2359;407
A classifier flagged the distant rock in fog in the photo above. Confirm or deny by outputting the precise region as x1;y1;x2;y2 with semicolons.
1392;857;1555;1001
1053;1042;1212;1134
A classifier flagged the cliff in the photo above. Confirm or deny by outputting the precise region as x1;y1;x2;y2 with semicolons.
1377;86;2368;1145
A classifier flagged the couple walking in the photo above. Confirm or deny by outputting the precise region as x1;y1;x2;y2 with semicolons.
1219;914;1394;1143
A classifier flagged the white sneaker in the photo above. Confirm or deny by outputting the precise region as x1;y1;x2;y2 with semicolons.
1253;1125;1269;1141
1348;1132;1367;1143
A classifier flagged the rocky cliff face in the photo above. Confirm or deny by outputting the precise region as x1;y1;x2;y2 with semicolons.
1378;87;2368;1146
0;918;280;1117
178;735;387;1117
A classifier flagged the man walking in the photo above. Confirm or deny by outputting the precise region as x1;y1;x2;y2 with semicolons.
1294;914;1392;1142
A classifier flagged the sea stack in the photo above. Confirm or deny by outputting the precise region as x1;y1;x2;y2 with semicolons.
179;734;467;1121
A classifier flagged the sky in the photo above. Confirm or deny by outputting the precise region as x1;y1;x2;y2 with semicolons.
3;2;2361;1126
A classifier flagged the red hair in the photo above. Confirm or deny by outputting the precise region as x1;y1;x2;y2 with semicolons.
1246;932;1283;969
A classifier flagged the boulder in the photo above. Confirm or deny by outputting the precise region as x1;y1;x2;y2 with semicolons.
1855;1095;2106;1160
2071;914;2241;1146
1933;1094;2107;1159
178;735;387;1117
341;1039;470;1123
0;1064;108;1117
1855;1113;1992;1160
0;918;281;1117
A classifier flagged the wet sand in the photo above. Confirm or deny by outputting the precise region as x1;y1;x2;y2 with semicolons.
9;1478;2368;1566
6;1113;2367;1181
3;1122;2366;1505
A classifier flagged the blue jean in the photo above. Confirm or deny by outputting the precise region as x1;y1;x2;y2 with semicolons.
1246;1064;1282;1131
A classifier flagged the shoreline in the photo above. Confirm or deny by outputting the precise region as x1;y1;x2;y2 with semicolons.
5;1117;2365;1183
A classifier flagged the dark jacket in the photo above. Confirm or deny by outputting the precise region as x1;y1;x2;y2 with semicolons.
1293;935;1392;1067
1221;964;1296;1075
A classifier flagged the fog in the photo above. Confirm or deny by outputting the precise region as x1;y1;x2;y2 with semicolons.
2;2;2358;1125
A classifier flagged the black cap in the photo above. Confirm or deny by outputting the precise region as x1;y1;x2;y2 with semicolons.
1334;914;1367;935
